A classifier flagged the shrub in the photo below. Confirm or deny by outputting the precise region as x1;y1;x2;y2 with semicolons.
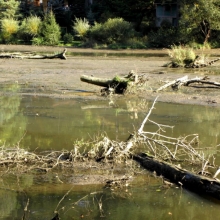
89;18;136;45
20;15;41;37
31;37;44;46
1;18;19;43
37;12;61;46
19;15;41;44
73;17;90;39
63;33;74;44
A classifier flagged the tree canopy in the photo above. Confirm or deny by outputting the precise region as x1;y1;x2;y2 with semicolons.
179;0;220;43
95;0;155;30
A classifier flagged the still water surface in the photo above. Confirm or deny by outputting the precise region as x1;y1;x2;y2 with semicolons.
1;91;220;219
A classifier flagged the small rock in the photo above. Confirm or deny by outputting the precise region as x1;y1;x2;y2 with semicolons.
158;71;167;74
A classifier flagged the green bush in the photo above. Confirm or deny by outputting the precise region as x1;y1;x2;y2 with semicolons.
63;33;74;44
19;15;41;43
89;18;136;45
31;37;44;46
37;12;61;46
73;17;90;39
20;15;41;36
1;18;19;43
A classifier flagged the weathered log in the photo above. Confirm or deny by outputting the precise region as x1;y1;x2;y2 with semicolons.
0;48;67;60
80;71;147;94
133;153;220;200
80;74;133;94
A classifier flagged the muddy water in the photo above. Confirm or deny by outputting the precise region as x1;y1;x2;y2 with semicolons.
1;87;220;219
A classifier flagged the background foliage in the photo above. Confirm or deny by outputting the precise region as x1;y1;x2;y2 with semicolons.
0;0;219;48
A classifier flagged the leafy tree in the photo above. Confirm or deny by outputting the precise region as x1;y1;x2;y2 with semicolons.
37;12;61;45
179;0;220;43
0;0;20;19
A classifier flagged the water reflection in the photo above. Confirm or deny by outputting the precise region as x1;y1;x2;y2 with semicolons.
0;84;27;146
1;176;220;220
0;95;220;153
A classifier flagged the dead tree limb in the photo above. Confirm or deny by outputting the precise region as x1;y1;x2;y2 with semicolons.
185;79;220;88
156;76;220;91
156;75;189;92
0;48;67;60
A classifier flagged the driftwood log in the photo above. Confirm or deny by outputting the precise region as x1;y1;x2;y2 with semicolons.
0;48;67;60
133;153;220;200
80;71;142;94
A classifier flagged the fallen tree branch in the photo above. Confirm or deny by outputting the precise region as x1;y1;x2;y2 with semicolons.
156;76;188;92
156;75;220;91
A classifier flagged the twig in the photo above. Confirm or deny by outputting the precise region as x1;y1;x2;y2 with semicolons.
54;186;74;212
138;96;159;134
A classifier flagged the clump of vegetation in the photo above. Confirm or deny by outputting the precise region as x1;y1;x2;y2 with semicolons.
20;15;41;37
63;33;74;44
19;15;41;44
167;45;197;67
73;17;90;39
1;18;19;43
33;12;61;46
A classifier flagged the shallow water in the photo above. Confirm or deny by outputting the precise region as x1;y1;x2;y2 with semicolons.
1;85;220;219
1;173;220;220
1;88;220;152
